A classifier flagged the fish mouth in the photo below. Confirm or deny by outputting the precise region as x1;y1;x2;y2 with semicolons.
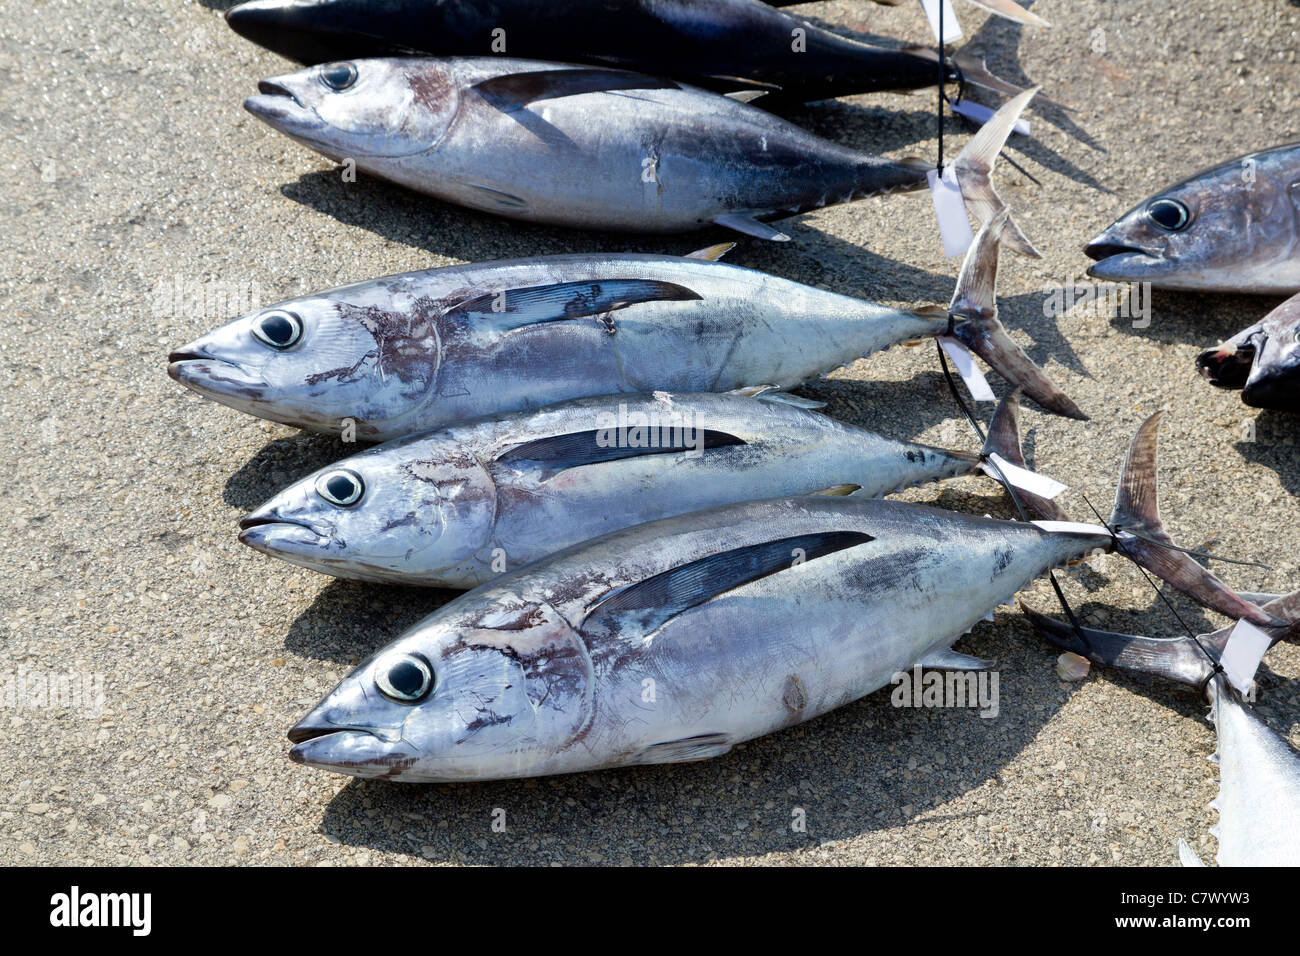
243;80;326;138
1083;240;1168;280
238;515;329;553
287;725;418;778
1196;341;1257;390
167;349;269;397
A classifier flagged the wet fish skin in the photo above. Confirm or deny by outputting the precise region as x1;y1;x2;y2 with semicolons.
225;0;962;103
241;58;1035;240
1197;292;1300;413
238;389;1045;589
1084;143;1300;294
287;495;1114;782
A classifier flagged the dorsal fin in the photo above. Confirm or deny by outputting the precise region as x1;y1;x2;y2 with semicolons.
445;278;702;330
471;69;680;112
584;531;873;634
496;428;745;479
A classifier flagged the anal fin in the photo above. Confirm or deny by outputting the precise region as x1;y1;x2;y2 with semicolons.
634;733;733;765
713;213;791;242
917;648;997;671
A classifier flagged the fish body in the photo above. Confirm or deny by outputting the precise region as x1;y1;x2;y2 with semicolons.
287;495;1109;781
238;389;1035;589
226;0;960;103
1197;292;1300;412
168;210;1082;441
244;56;940;239
1084;143;1300;294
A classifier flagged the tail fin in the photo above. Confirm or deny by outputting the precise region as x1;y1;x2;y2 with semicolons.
1109;413;1285;628
981;388;1070;521
952;86;1041;258
1021;602;1223;689
947;212;1087;419
961;0;1050;27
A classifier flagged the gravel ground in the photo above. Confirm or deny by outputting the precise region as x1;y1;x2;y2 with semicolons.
3;0;1298;866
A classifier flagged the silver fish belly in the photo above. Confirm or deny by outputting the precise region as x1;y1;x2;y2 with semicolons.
286;496;1109;782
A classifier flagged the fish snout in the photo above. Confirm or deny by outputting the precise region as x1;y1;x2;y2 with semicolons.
238;498;329;553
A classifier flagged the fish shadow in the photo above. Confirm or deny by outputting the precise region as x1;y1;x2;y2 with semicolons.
283;577;457;664
1235;410;1300;495
310;612;1064;864
1106;290;1286;347
222;432;363;510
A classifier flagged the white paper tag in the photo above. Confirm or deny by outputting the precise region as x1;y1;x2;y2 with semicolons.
980;453;1068;499
928;166;974;258
1031;521;1111;537
1220;619;1272;693
920;0;963;43
938;336;994;401
949;97;1031;137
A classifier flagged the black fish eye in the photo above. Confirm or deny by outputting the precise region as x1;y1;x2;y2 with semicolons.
1146;198;1191;232
315;469;365;507
320;62;358;91
251;310;302;349
375;652;434;703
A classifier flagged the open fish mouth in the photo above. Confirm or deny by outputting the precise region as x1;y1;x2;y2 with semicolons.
1196;341;1258;390
243;80;327;138
287;725;418;777
238;514;329;552
1083;240;1168;280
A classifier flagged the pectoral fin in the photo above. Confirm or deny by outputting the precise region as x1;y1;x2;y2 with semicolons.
446;278;702;330
471;69;680;112
713;214;791;242
496;428;745;479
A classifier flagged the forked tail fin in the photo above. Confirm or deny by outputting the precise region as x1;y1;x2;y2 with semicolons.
952;86;1041;258
1108;412;1285;628
946;211;1087;419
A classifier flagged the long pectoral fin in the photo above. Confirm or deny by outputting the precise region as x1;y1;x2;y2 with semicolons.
712;214;791;242
496;428;745;479
446;278;703;330
471;68;680;112
584;530;873;634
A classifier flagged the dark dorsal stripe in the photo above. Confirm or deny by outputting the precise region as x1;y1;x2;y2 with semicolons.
585;530;874;634
497;429;746;478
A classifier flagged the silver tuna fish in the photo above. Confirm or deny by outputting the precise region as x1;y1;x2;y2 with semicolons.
1084;143;1300;294
238;387;1053;589
1196;292;1300;413
287;422;1274;781
241;55;1041;245
168;209;1083;442
1027;592;1300;866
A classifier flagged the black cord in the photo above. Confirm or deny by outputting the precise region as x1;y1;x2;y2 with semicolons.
937;3;945;173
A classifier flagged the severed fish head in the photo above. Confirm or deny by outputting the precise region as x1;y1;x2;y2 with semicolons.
244;58;459;161
288;598;594;781
1198;292;1300;412
167;289;442;436
239;435;497;584
1084;147;1300;292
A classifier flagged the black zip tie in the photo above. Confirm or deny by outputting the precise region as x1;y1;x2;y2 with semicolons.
937;5;946;173
935;339;1095;655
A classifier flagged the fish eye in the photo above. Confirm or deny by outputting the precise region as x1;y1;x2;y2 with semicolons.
320;62;358;91
315;469;365;507
251;310;302;349
1146;198;1191;232
375;652;434;703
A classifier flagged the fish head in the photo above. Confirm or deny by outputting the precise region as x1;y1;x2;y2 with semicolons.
243;57;458;160
288;599;594;781
239;437;497;582
167;292;442;435
1084;160;1294;290
226;0;416;65
1198;295;1300;411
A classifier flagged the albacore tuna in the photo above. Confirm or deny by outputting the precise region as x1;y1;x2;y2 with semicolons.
238;388;1058;589
168;207;1082;442
286;420;1277;782
224;0;1039;104
1084;143;1300;294
242;56;1042;243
